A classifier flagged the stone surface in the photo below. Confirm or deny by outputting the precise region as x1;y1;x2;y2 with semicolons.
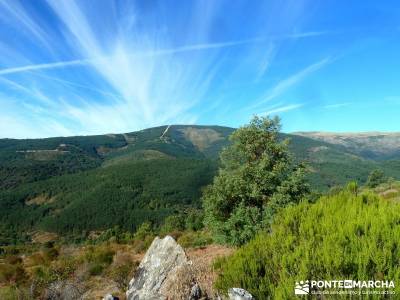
189;283;202;300
228;288;254;300
102;294;119;300
159;263;195;299
126;235;189;300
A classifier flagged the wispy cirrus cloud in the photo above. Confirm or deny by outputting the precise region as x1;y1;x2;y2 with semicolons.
0;0;53;53
251;57;332;110
0;59;88;75
263;103;304;115
0;35;330;77
324;102;351;109
0;0;336;138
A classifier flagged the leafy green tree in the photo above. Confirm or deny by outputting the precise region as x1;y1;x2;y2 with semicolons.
366;169;386;188
202;116;309;245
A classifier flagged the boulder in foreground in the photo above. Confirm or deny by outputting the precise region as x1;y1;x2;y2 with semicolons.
126;235;190;300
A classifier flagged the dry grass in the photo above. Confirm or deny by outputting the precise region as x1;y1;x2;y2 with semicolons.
187;245;234;298
180;128;223;151
1;239;232;300
375;182;400;202
82;276;122;299
30;231;58;243
78;243;143;299
160;244;234;299
25;195;55;206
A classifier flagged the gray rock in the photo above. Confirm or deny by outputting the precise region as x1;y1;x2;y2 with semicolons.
126;235;189;300
103;294;119;300
189;282;202;300
228;288;254;300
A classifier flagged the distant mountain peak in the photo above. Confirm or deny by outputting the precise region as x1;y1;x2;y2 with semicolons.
293;131;400;160
293;131;400;136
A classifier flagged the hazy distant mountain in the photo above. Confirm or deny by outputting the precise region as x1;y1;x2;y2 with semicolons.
294;132;400;160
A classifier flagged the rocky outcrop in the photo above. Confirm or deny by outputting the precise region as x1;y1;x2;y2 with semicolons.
125;235;249;300
126;235;190;300
228;288;254;300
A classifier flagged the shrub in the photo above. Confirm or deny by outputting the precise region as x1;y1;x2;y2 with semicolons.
4;255;22;265
88;263;104;276
214;190;400;299
83;246;115;276
0;286;30;300
133;222;153;241
160;215;186;235
109;263;134;289
185;209;204;231
0;263;27;285
109;254;138;290
25;252;47;267
51;257;78;280
84;247;115;266
366;169;387;188
31;265;56;284
43;247;59;261
132;234;155;253
177;231;213;248
346;180;358;194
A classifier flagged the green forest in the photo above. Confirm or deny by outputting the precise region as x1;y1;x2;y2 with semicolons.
1;123;400;245
0;158;215;244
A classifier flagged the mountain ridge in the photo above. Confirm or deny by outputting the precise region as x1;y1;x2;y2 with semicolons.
293;131;400;160
1;125;400;244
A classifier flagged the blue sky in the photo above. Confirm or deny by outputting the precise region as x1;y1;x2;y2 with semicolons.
0;0;399;138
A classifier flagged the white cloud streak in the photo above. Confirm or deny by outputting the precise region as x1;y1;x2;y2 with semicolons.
263;103;303;115
0;34;326;77
251;57;331;109
0;59;88;75
324;102;351;109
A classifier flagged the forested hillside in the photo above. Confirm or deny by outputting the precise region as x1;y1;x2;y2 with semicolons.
1;125;400;245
